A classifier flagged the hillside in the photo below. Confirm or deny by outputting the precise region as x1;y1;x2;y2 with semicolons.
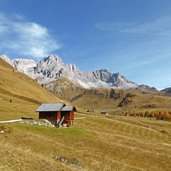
0;58;61;120
44;78;171;115
162;87;171;96
45;77;85;101
1;114;171;170
73;90;171;114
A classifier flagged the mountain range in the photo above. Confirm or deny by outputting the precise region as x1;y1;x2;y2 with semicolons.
0;55;139;89
1;53;171;110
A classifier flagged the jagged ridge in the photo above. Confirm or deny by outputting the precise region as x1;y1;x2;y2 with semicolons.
0;55;138;89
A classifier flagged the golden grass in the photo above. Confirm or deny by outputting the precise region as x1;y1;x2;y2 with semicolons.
0;114;171;171
0;59;58;102
44;77;84;101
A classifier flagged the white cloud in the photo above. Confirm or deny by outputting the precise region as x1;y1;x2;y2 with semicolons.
0;12;62;58
96;16;171;36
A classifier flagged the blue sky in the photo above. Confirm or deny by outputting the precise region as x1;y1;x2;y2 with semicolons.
0;0;171;89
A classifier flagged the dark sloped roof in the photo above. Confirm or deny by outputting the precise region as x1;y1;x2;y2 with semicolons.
61;106;76;112
36;103;65;112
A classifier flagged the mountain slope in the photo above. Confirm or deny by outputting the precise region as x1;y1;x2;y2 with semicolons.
1;114;171;171
0;58;61;120
161;87;171;96
1;55;138;89
44;78;171;114
69;89;171;112
44;77;85;101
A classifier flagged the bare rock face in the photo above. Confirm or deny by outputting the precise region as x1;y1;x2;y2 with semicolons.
0;55;138;89
0;55;37;78
12;59;37;77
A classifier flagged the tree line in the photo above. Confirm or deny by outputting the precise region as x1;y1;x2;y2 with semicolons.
122;110;171;120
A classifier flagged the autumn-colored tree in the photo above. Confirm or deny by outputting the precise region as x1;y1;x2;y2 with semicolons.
121;109;171;120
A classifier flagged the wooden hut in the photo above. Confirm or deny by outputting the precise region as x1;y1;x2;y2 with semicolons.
36;103;76;127
61;106;76;127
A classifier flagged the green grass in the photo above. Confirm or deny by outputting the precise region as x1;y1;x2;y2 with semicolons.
13;123;94;138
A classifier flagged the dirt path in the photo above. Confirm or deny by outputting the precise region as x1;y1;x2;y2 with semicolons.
0;119;23;124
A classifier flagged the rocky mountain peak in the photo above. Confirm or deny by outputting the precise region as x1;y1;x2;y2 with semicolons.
43;55;63;64
0;54;138;89
12;59;37;74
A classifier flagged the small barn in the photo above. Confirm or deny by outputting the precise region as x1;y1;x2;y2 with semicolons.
36;102;76;127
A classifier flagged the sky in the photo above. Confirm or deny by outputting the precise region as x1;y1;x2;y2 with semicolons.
0;0;171;90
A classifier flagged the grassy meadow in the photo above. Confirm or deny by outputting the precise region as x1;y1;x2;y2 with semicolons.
0;113;171;171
